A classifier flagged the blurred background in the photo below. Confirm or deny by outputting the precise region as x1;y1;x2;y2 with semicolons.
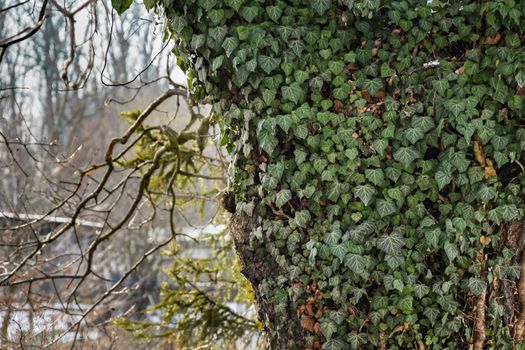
0;1;258;348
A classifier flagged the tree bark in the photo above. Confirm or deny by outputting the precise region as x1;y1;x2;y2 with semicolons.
230;212;308;349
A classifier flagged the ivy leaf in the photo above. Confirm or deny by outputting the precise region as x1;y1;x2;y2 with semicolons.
225;0;244;11
478;185;496;202
432;79;449;95
290;40;306;57
435;169;452;190
323;339;346;350
411;116;435;133
258;129;277;154
354;185;376;206
425;227;441;249
266;5;282;22
414;284;430;299
380;63;395;78
331;243;349;261
112;0;133;15
393;147;420;165
404;127;425;144
444;242;458;262
191;34;206;50
320;319;337;340
449;151;469;172
324;230;341;246
281;83;303;104
362;78;384;96
377;231;405;254
198;0;217;11
345;253;368;274
444;99;465;117
294;124;309;139
240;6;259;22
347;333;367;349
330;309;347;325
468;277;487;296
424;308;440;325
376;199;396;218
328;182;342;201
276;114;292;133
211;55;225;71
501;204;521;221
245;58;257;72
258;55;281;74
365;168;384;186
310;0;331;15
209;26;228;43
208;9;225;25
222;37;239;57
294;210;311;228
275;189;292;208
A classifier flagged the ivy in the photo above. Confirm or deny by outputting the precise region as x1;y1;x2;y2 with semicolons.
133;0;525;347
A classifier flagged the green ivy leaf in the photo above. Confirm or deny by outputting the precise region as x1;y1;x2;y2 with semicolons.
362;78;384;96
376;199;396;218
294;210;311;228
444;242;458;262
211;55;225;71
112;0;133;15
414;284;430;299
365;168;384;186
198;0;217;11
393;147;420;165
449;151;469;172
432;79;450;96
258;129;277;154
468;277;487;296
347;333;367;349
225;0;244;11
324;230;341;246
331;243;349;261
294;124;309;139
222;37;239;57
320;319;338;340
425;227;441;249
323;339;346;350
290;40;306;57
191;34;206;50
444;99;465;117
330;309;347;325
435;169;452;190
500;204;521;221
345;253;369;274
354;185;376;206
404;127;425;144
275;189;292;208
208;9;225;25
281;83;303;104
258;55;281;74
310;0;331;15
424;308;440;325
240;6;259;22
377;231;405;254
478;185;497;202
266;5;282;22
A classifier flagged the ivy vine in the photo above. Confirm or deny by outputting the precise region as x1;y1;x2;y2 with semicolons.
120;0;525;348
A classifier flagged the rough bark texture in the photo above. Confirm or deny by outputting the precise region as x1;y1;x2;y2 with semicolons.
230;212;307;349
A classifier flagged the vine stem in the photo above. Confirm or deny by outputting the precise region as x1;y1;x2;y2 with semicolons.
513;247;525;340
473;291;486;350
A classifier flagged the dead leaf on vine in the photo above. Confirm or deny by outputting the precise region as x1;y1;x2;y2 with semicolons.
485;32;502;45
